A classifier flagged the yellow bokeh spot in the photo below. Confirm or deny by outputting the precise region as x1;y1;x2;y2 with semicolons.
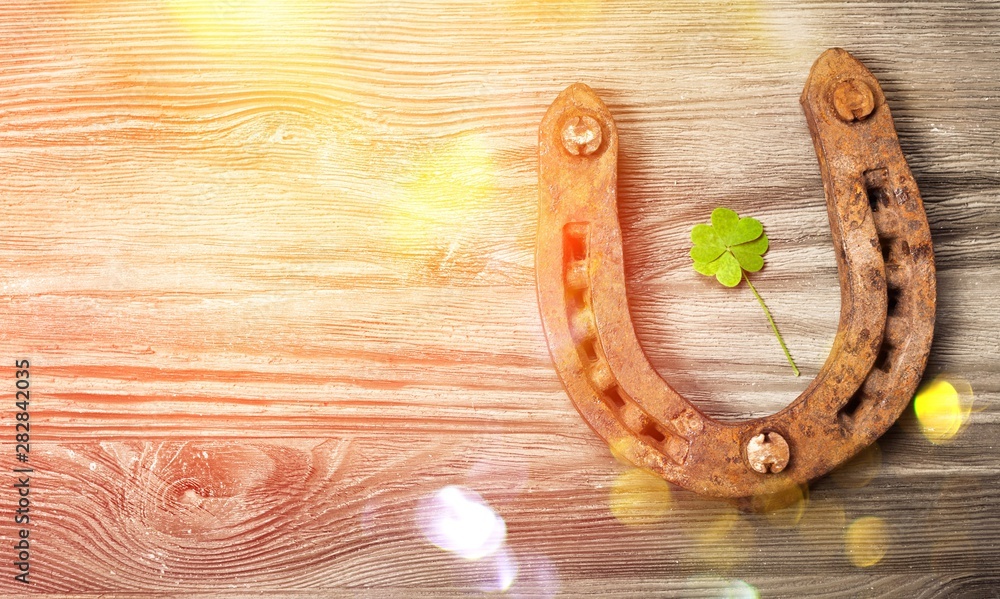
844;516;888;568
750;484;808;528
398;134;496;215
608;436;638;465
692;509;751;571
829;442;882;489
609;468;672;526
913;377;973;444
163;0;322;49
507;0;607;21
796;498;846;547
383;133;499;254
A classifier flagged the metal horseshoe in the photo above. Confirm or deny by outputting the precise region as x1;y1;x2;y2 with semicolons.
536;48;935;500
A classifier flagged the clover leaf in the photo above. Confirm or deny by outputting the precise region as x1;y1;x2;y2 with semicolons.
690;207;799;376
690;208;768;287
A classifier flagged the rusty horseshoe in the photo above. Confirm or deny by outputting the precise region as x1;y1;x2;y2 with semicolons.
536;48;935;500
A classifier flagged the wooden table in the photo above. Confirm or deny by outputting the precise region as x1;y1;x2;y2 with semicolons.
1;1;997;596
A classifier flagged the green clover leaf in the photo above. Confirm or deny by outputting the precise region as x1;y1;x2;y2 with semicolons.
690;207;769;287
689;207;799;376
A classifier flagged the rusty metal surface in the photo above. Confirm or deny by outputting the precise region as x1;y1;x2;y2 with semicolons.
536;48;936;501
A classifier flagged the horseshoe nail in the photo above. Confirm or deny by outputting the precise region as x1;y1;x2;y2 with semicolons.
536;48;935;500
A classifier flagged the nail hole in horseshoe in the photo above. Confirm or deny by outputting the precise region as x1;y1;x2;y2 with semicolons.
563;222;591;312
880;237;895;265
840;389;865;421
641;421;666;443
567;287;587;312
563;223;588;261
886;285;901;314
874;344;893;372
605;386;626;409
580;338;598;363
865;168;890;213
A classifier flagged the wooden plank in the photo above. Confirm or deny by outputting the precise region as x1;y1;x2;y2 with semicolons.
1;436;1000;593
1;431;998;594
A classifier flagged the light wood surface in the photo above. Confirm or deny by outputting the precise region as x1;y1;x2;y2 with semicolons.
1;1;998;596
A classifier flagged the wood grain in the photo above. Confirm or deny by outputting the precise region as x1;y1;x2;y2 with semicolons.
0;0;998;596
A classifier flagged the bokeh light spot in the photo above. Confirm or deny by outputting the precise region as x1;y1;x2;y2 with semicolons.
506;552;559;599
684;575;760;598
829;442;882;489
748;483;808;527
608;436;639;465
163;0;321;49
845;516;888;568
418;485;506;561
914;377;973;444
693;509;752;570
508;0;607;22
609;468;672;526
473;547;518;593
381;133;500;263
722;579;761;599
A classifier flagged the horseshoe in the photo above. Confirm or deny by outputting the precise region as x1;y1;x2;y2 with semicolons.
536;48;935;500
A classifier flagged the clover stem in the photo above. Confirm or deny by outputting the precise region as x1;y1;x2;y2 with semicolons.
745;276;800;377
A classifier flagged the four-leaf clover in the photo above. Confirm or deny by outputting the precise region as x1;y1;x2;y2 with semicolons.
690;207;799;376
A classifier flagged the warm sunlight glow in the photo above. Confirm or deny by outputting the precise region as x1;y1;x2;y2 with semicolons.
164;0;321;48
509;0;607;21
384;133;499;253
